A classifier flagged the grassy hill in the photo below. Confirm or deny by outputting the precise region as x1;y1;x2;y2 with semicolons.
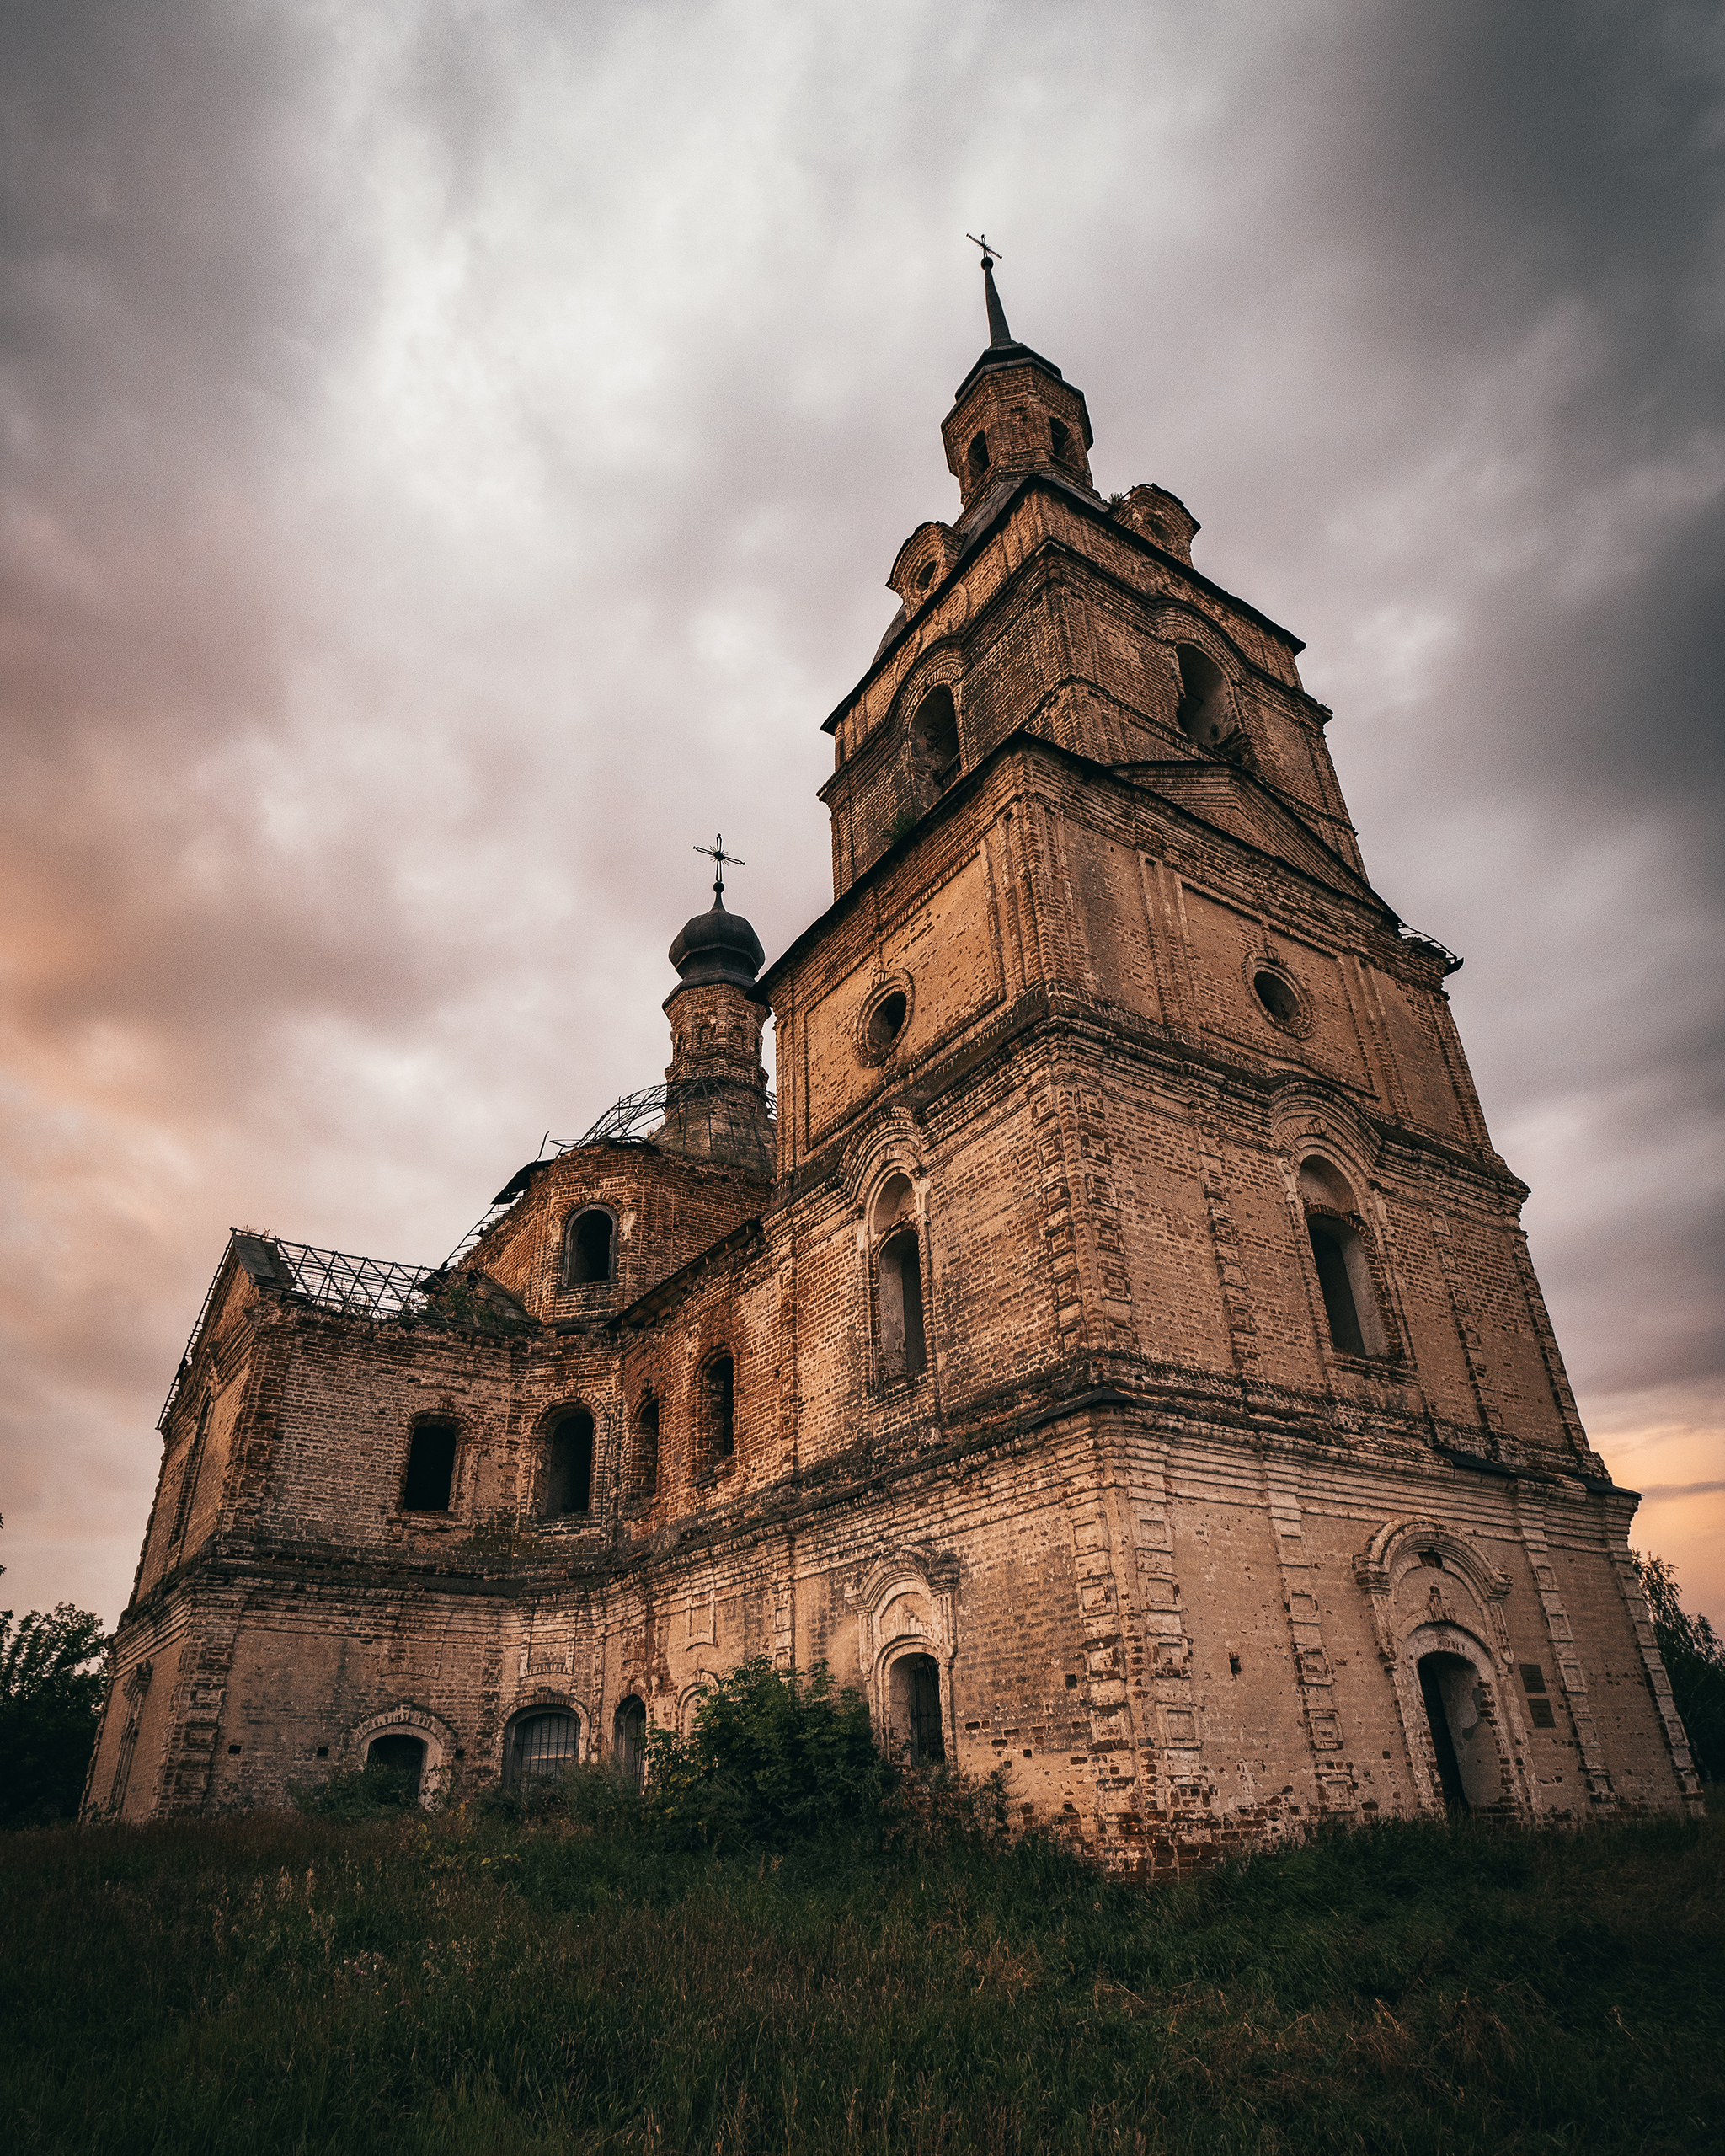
3;1795;1720;2155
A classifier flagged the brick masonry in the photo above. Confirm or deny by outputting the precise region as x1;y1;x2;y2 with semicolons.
86;291;1701;1865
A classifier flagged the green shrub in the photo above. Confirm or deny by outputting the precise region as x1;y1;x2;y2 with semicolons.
289;1759;424;1820
1636;1549;1725;1780
644;1655;889;1850
477;1759;644;1830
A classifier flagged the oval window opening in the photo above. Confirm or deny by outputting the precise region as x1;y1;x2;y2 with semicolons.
1253;970;1300;1026
868;991;908;1054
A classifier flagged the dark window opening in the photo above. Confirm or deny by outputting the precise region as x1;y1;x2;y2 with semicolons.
1308;1218;1368;1356
510;1711;577;1787
1520;1662;1557;1728
169;1396;212;1549
402;1420;458;1511
366;1733;426;1798
614;1695;647;1789
967;431;989;479
868;990;909;1054
1229;1653;1242;1676
543;1409;595;1517
916;559;937;592
315;1746;329;1758
910;684;961;800
1174;643;1233;749
890;1654;946;1765
1253;969;1300;1026
567;1209;615;1285
878;1228;927;1380
632;1395;660;1504
1049;416;1071;461
706;1355;735;1463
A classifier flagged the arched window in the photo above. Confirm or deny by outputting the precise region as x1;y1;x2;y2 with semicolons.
1298;1158;1387;1358
968;431;990;479
565;1208;615;1285
509;1709;579;1788
873;1174;927;1383
1049;416;1071;462
401;1420;458;1512
631;1394;660;1505
1173;644;1234;749
910;685;961;800
614;1695;647;1788
889;1654;946;1764
703;1355;735;1466
542;1408;594;1517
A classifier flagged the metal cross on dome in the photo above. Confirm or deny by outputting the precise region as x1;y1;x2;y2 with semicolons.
693;832;745;902
965;231;1004;265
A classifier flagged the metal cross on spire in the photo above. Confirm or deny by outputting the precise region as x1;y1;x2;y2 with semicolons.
965;233;1014;346
693;832;745;903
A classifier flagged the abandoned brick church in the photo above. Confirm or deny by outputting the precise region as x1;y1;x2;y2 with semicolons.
88;259;1701;1861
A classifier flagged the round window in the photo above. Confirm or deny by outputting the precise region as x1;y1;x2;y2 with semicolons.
867;989;908;1055
1252;969;1301;1029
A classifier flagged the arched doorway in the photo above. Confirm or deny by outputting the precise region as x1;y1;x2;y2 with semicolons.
1417;1651;1500;1815
889;1654;946;1765
614;1695;647;1788
365;1732;426;1800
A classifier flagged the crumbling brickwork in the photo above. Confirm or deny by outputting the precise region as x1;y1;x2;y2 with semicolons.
87;270;1700;1860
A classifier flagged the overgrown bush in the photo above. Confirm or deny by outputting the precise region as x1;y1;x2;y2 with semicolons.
477;1759;644;1830
644;1655;889;1850
1637;1549;1725;1780
289;1759;425;1820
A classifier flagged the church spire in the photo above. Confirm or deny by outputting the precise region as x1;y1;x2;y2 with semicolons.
982;254;1012;347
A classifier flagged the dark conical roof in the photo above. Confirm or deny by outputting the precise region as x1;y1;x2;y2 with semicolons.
668;891;766;990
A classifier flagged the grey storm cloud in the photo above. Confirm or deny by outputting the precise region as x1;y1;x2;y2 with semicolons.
2;0;1721;1625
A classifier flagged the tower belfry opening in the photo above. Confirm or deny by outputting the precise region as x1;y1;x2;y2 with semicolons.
92;250;1696;1858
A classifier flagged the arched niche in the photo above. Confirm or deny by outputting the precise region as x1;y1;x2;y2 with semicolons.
345;1702;461;1811
1352;1520;1535;1820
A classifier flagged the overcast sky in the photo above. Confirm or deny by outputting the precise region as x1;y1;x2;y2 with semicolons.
3;0;1721;1633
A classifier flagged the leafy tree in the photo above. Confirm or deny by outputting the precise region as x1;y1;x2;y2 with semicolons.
645;1656;888;1850
0;1602;108;1827
1634;1551;1725;1784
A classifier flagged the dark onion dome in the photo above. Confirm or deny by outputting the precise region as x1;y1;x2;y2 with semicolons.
668;892;766;989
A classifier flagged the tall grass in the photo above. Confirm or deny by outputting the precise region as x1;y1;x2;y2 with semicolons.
3;1796;1721;2154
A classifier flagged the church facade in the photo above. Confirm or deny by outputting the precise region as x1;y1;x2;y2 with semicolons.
88;265;1701;1865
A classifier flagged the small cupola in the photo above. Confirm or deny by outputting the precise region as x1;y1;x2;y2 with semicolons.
939;250;1096;516
657;837;775;1177
886;521;962;616
1113;483;1200;565
668;895;766;992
